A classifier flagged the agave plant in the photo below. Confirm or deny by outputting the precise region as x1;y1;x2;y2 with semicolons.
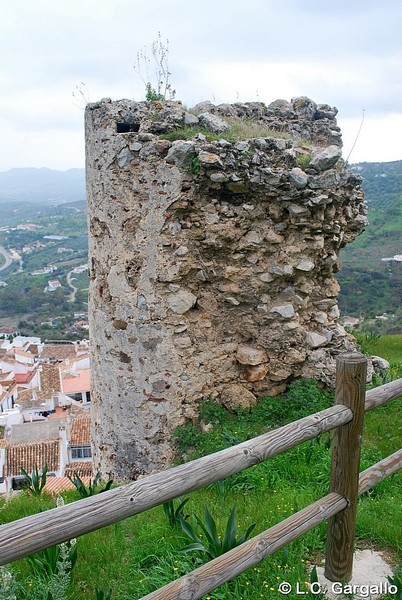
95;588;113;600
20;463;48;496
67;471;113;498
163;496;190;528
179;505;256;560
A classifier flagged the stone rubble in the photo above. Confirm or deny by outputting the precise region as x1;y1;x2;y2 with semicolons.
86;96;367;478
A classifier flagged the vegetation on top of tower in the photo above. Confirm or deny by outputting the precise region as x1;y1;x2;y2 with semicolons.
134;32;176;102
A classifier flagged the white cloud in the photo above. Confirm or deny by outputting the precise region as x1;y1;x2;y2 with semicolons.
339;113;402;164
0;0;401;169
0;120;85;171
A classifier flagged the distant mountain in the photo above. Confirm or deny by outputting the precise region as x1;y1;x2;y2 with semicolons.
351;160;402;209
0;168;86;204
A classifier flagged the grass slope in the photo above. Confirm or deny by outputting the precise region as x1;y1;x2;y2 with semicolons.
1;340;401;599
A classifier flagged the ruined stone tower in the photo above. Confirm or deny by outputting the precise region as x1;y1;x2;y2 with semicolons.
85;96;366;480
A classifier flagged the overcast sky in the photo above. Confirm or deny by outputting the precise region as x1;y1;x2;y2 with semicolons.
1;0;401;171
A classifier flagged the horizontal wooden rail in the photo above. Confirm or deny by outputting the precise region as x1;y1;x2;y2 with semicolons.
0;404;352;564
358;448;402;495
365;378;402;411
141;493;347;600
0;376;400;566
140;452;402;600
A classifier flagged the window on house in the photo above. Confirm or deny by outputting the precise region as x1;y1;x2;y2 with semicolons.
71;445;92;459
12;476;26;491
67;393;83;403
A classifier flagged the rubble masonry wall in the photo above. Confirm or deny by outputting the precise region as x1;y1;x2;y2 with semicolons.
85;97;366;479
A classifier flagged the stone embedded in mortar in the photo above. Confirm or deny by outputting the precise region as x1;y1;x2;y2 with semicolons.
313;311;328;324
269;264;294;277
296;259;315;272
265;230;284;244
236;344;269;365
167;289;197;314
270;304;296;319
241;363;270;382
306;331;329;348
259;272;275;283
174;335;192;349
209;172;230;183
166;141;195;167
184;112;199;126
198;112;229;133
292;96;317;119
174;245;189;256
310;145;342;171
198;150;223;167
287;204;310;217
269;368;292;382
117;146;134;168
328;304;340;319
289;167;308;189
316;104;338;119
220;384;257;412
226;180;248;194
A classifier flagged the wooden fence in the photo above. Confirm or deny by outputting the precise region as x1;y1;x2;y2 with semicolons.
0;353;401;599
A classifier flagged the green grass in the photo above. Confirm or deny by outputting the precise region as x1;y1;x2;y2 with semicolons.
367;333;402;364
159;117;293;144
1;365;401;599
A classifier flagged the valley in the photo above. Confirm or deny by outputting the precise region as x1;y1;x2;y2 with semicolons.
0;178;89;339
338;160;402;333
0;161;401;338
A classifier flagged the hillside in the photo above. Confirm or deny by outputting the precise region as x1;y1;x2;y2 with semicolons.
338;160;402;332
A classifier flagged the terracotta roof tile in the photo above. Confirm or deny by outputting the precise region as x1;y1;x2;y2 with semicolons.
14;371;36;384
64;461;94;478
40;345;77;361
44;476;91;495
15;367;61;407
14;386;49;410
70;413;91;445
5;439;60;477
27;344;39;356
40;365;61;396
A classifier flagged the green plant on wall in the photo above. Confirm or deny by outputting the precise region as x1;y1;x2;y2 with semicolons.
185;155;200;174
134;32;176;101
296;153;311;169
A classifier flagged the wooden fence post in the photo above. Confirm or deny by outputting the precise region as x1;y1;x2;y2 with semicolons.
324;352;367;582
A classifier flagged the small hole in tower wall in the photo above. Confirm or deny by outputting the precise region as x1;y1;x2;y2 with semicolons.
116;122;140;133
